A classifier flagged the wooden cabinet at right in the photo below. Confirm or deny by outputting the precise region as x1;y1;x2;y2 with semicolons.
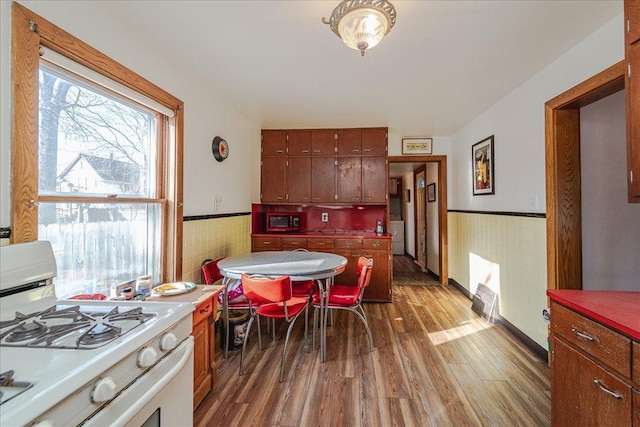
550;301;639;426
626;0;640;202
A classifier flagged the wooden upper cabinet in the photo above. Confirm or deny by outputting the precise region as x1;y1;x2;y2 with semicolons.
337;157;362;203
311;157;336;203
311;130;336;156
262;130;287;156
626;0;640;202
261;157;286;202
361;128;387;155
362;156;387;203
287;130;312;156
337;129;362;155
628;0;640;45
287;157;312;203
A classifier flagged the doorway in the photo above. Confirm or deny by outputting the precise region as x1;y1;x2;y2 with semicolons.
388;155;448;285
415;167;427;270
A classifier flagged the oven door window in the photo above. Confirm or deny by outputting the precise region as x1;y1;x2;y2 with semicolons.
141;409;160;427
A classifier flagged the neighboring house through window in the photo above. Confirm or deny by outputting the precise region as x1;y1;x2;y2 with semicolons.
11;3;184;297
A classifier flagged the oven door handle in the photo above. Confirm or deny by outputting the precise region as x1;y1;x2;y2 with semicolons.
111;337;194;426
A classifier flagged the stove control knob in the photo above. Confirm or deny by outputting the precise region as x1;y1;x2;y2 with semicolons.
137;346;158;368
91;376;117;403
160;332;178;351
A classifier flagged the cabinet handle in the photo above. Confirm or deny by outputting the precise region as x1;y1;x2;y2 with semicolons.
571;327;596;342
199;305;210;314
593;379;623;399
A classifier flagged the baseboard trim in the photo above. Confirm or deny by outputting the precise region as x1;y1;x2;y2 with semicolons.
448;278;548;362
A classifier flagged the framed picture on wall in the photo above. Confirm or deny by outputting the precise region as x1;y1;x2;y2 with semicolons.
472;135;495;195
427;183;436;202
405;189;410;203
402;137;433;155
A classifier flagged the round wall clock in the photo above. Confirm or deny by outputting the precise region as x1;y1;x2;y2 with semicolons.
212;136;229;162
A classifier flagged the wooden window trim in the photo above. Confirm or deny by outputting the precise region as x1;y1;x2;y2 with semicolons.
11;3;184;280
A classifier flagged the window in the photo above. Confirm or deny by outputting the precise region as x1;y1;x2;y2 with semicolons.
11;3;184;297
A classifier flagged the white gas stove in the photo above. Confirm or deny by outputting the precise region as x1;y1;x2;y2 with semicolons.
0;241;194;427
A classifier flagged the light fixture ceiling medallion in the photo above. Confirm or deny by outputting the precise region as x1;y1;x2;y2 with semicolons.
323;0;397;57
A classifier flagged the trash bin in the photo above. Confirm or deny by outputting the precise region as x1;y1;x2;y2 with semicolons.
220;310;250;351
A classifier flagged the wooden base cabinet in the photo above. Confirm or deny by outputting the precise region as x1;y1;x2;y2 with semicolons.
550;301;638;426
193;296;217;410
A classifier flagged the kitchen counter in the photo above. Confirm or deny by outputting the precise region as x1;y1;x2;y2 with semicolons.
547;289;640;340
147;284;225;306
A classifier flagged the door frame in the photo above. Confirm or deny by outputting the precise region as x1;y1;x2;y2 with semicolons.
414;166;427;270
388;155;448;285
545;61;625;290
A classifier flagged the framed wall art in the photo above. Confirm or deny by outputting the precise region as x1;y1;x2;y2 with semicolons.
472;135;495;195
427;183;436;202
402;137;432;155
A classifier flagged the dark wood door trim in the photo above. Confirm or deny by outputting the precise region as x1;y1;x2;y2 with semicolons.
388;155;448;285
545;61;625;291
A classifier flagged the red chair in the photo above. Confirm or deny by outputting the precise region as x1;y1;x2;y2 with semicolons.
201;258;258;358
239;273;309;383
312;256;374;354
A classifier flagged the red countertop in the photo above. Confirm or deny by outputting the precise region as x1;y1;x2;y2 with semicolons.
547;289;640;341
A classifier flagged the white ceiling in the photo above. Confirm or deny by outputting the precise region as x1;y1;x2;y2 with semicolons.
94;0;622;177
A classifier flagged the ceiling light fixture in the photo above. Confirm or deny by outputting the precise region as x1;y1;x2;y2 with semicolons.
322;0;397;57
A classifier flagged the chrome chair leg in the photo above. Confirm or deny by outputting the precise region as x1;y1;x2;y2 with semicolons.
239;314;255;376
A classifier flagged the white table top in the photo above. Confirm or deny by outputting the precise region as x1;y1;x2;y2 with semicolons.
217;251;347;280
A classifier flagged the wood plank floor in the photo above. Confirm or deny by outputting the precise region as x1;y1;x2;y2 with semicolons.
195;275;551;426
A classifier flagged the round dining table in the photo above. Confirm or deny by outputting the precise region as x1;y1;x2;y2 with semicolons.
217;250;347;362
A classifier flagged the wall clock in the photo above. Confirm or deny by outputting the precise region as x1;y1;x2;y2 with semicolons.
212;136;228;162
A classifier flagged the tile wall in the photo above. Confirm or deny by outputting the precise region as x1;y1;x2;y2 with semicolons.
448;211;548;349
182;215;252;283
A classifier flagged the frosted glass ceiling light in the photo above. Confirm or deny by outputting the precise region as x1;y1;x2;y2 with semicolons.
323;0;397;57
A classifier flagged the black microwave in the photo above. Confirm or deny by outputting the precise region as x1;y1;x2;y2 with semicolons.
265;213;301;232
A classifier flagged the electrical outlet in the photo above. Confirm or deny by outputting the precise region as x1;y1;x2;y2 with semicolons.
529;193;538;210
321;212;329;222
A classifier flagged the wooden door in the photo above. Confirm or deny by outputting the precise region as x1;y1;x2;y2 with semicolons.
287;130;312;156
628;41;640;201
311;130;336;156
262;130;287;156
628;0;640;44
287;157;312;203
336;157;361;203
261;157;286;202
337;129;361;155
362;156;387;203
361;128;387;155
311;157;336;203
415;169;427;270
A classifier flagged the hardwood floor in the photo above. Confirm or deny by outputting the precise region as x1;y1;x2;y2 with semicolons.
195;280;551;426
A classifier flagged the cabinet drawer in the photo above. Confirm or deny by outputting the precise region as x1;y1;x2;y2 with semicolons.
308;238;334;250
363;238;390;250
552;302;632;377
193;298;213;326
335;238;362;249
282;237;307;249
634;341;640;385
252;237;282;250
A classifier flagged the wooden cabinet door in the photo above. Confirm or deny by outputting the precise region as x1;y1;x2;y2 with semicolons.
362;156;387;203
262;130;287;156
261;157;286;203
628;41;640;202
193;313;211;409
361;128;387;155
337;129;361;155
311;129;336;156
312;157;336;203
337;157;362;203
287;157;312;203
333;249;361;286
628;0;640;45
287;130;312;156
551;337;632;426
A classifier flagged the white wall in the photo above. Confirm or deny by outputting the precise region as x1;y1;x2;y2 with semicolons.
446;12;624;349
0;0;260;231
581;91;640;291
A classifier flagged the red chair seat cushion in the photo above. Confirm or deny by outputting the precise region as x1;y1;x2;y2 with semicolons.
312;285;360;307
291;280;315;297
257;297;308;318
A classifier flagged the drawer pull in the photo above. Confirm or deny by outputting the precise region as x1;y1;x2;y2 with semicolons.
593;379;623;399
199;305;210;314
571;327;596;342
